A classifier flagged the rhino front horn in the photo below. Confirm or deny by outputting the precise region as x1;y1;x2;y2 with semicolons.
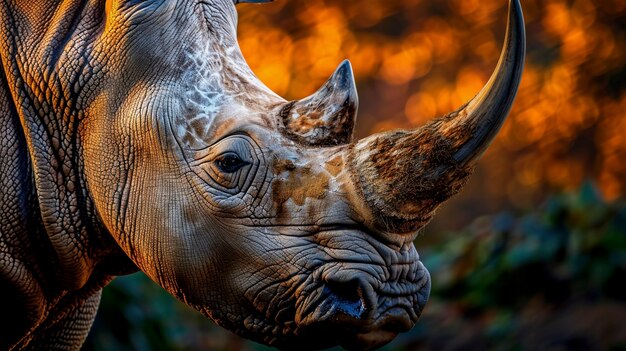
448;0;526;165
280;60;359;146
352;0;525;234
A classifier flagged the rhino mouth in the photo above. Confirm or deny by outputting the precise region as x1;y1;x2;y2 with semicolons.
293;267;429;351
239;229;431;350
292;312;413;351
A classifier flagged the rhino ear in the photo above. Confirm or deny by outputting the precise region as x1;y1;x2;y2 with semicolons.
281;60;359;146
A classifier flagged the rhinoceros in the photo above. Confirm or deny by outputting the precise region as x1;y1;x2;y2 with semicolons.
0;0;525;349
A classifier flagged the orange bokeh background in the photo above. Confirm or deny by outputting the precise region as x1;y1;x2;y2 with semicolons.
237;0;626;233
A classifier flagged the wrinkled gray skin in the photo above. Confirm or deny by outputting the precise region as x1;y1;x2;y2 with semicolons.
0;0;525;349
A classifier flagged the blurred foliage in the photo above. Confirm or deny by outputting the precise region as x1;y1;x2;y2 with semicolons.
86;184;626;350
409;183;626;350
426;182;626;310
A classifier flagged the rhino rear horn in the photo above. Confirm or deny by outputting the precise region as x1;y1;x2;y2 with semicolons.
280;60;359;146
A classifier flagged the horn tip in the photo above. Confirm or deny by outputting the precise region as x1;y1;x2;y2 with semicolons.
509;0;526;41
333;60;357;95
336;59;354;77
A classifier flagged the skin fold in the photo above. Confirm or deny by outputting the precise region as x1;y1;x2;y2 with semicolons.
0;0;524;350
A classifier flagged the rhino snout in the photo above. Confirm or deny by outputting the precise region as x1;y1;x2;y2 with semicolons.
288;243;430;351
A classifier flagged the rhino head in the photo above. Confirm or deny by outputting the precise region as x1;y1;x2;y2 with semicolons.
81;0;525;349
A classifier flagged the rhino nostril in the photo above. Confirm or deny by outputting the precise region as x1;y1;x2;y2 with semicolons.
323;278;371;320
327;279;361;304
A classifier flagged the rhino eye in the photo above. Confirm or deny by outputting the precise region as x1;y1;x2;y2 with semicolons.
190;136;259;196
215;152;249;173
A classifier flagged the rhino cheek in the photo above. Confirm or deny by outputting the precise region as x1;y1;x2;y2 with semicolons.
124;192;240;310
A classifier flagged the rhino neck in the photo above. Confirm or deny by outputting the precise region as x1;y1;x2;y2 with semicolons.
0;0;136;291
